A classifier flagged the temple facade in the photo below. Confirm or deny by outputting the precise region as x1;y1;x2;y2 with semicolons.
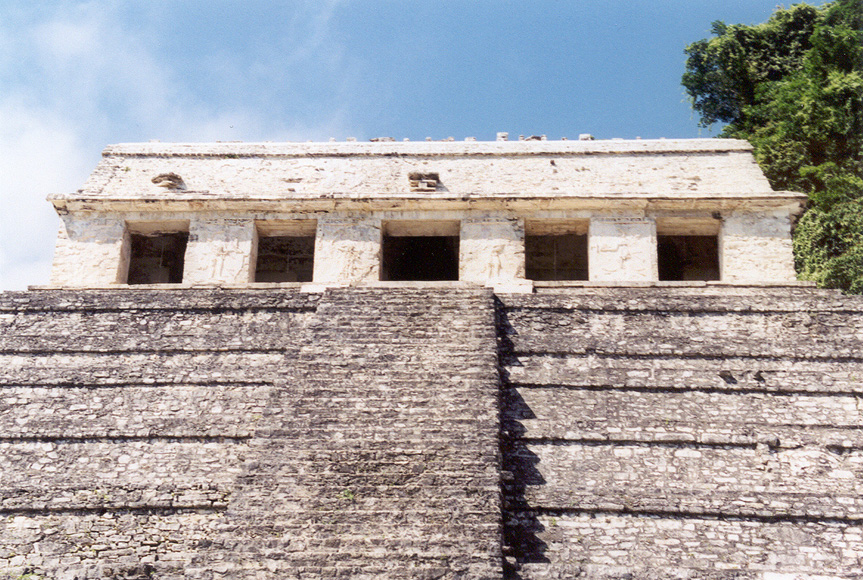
47;138;806;291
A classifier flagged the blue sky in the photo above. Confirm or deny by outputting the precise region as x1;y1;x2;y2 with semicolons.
0;0;827;289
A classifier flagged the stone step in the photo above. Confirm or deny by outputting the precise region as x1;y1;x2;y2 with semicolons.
241;438;500;455
504;442;863;518
505;354;863;394
0;352;290;385
0;329;489;353
200;550;497;566
0;440;248;490
502;308;863;359
0;288;320;312
0;309;314;352
506;512;863;579
0;288;493;354
504;386;863;446
0;485;230;511
0;510;226;569
501;286;860;312
230;484;500;504
0;352;490;385
183;559;498;580
0;384;272;438
214;519;501;537
0;386;496;439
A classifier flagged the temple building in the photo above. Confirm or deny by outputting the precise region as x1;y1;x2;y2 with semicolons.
47;138;805;290
2;137;862;580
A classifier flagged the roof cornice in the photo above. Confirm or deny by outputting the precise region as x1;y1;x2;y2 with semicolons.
102;138;755;158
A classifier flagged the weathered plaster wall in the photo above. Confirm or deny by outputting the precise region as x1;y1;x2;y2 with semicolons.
721;211;797;282
50;215;126;286
74;140;776;199
459;215;526;285
587;216;657;281
184;218;255;284
313;214;381;285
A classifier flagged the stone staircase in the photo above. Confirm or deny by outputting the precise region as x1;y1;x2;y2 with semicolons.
201;287;501;579
498;286;863;579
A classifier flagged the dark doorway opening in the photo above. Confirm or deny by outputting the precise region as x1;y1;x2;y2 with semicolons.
657;235;720;281
381;235;459;281
525;233;589;281
127;232;189;284
255;236;315;282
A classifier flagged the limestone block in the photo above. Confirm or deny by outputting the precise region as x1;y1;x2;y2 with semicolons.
588;216;657;281
184;218;255;284
313;214;381;284
721;211;796;282
459;216;526;284
50;215;127;287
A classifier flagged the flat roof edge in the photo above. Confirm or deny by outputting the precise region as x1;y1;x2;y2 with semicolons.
102;139;755;157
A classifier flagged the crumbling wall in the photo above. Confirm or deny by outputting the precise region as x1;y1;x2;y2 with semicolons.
721;211;797;283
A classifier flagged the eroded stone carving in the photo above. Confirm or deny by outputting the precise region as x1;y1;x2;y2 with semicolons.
151;172;186;189
407;172;439;192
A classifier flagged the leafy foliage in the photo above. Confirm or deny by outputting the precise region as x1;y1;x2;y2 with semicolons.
795;198;863;293
683;0;863;292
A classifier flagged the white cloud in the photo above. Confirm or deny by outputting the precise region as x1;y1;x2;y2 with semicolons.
0;1;354;290
28;4;187;138
0;99;90;290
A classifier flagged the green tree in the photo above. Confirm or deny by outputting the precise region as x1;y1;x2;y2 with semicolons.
683;0;863;292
